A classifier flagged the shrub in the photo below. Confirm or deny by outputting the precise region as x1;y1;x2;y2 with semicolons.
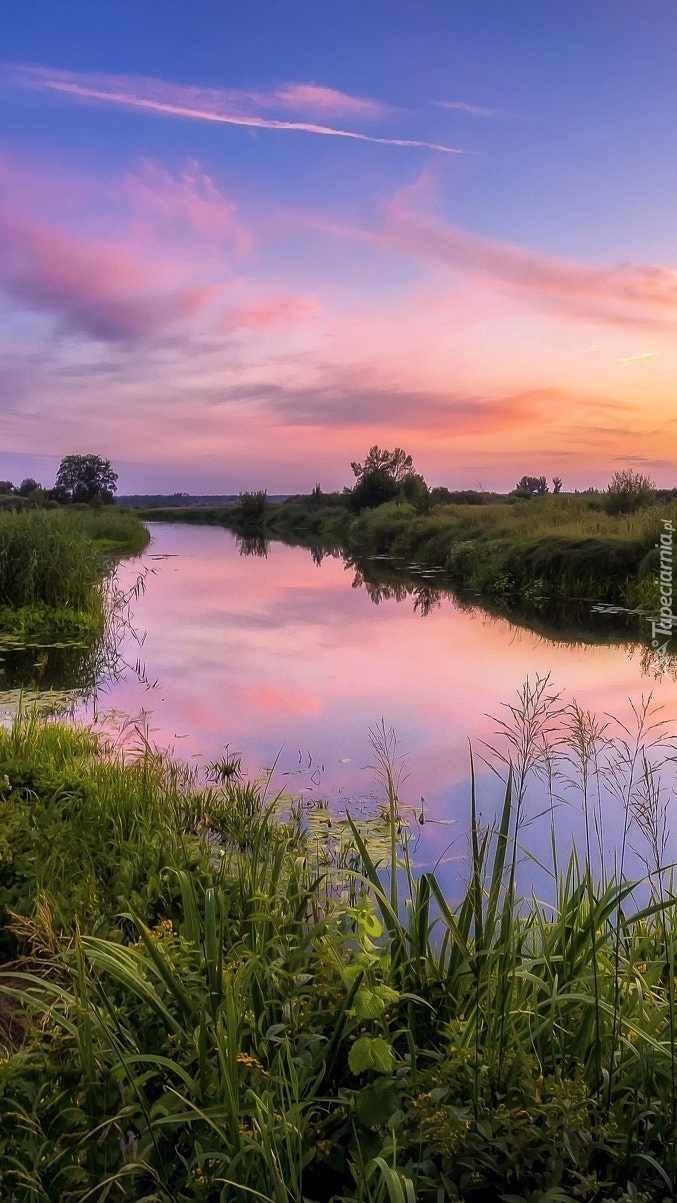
604;468;656;515
238;489;268;525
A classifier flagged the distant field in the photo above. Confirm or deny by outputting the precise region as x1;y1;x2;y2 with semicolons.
118;494;290;508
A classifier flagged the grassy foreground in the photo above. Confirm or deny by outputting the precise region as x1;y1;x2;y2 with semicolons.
1;694;677;1201
0;507;149;647
142;491;676;614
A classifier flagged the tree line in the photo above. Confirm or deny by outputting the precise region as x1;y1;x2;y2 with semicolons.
0;454;118;505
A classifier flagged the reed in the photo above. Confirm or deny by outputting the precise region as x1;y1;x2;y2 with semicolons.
1;690;677;1201
0;506;149;647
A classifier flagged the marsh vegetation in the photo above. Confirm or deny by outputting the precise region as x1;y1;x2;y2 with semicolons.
2;684;677;1201
0;507;149;651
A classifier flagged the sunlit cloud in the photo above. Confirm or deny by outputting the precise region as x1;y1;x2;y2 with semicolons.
265;82;389;120
120;159;250;250
6;65;463;154
2;148;677;491
217;376;540;432
618;350;660;363
0;156;316;343
377;189;677;330
0;208;219;341
226;297;318;331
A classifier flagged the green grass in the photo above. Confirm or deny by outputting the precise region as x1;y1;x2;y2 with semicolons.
0;507;149;647
2;693;677;1201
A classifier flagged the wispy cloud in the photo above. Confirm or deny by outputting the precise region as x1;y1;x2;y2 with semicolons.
618;350;660;363
434;99;519;120
216;375;540;431
377;191;677;330
6;65;463;154
264;82;388;120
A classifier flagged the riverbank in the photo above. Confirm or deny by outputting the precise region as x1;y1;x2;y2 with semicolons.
140;490;674;613
0;506;149;647
1;707;677;1201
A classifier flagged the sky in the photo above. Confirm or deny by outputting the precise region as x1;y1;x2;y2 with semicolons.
1;0;677;494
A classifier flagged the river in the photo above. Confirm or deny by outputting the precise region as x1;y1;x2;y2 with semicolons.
6;520;677;891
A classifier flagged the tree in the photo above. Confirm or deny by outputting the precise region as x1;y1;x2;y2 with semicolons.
53;455;118;504
0;480;15;495
17;477;42;497
552;476;563;494
515;475;549;496
349;467;400;512
604;468;656;515
351;446;415;484
400;472;430;512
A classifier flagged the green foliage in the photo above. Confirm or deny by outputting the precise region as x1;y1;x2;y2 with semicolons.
350;448;422;513
350;467;401;512
53;453;118;504
604;469;657;516
0;507;148;647
238;489;269;525
2;700;677;1200
349;1035;396;1075
16;478;43;499
398;472;429;512
351;446;415;484
429;487;490;506
514;475;549;495
0;510;101;610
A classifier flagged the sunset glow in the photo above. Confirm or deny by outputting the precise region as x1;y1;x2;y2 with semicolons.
2;1;677;492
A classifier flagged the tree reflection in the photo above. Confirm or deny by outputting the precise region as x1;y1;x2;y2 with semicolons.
316;544;670;669
237;534;270;558
347;559;443;614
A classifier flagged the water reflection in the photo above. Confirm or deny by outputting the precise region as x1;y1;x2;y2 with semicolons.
0;571;147;704
237;534;270;558
3;523;676;892
342;543;674;660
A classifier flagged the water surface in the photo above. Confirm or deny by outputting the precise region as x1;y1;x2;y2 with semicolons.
73;523;677;886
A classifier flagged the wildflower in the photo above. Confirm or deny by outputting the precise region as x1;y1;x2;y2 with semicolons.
119;1130;139;1157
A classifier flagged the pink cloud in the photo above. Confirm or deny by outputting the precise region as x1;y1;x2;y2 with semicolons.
230;296;318;330
0;156;320;344
121;159;250;252
7;65;463;154
271;82;388;120
0;208;219;341
379;193;677;329
216;375;545;432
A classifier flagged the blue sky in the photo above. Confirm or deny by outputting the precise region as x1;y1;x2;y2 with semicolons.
1;1;676;492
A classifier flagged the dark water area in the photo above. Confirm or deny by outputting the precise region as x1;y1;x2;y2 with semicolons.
2;522;676;893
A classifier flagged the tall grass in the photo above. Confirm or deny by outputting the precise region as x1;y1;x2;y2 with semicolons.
1;691;677;1200
0;507;149;647
0;510;101;610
